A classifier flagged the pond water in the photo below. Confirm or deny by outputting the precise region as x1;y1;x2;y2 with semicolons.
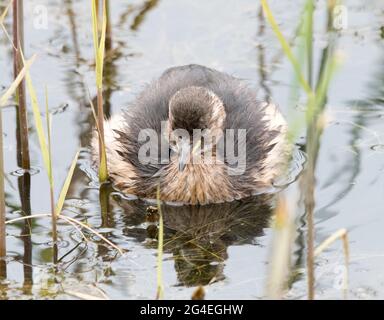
0;0;384;299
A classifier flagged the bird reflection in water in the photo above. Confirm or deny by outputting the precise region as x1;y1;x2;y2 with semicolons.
111;193;274;287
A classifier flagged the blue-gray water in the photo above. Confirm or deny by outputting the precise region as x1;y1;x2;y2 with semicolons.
0;0;383;299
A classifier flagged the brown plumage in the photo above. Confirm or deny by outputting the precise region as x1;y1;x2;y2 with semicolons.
92;64;291;205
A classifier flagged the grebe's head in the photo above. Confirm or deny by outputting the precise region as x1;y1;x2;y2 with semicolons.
168;86;226;171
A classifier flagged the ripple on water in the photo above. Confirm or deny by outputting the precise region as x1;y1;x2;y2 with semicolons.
272;146;307;188
10;167;40;177
45;240;70;249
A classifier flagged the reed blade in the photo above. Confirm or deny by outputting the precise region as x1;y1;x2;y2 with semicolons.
44;88;53;188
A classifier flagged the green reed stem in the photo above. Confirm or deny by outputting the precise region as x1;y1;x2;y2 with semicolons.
266;195;295;298
45;88;57;263
0;50;35;273
99;183;110;228
156;185;164;300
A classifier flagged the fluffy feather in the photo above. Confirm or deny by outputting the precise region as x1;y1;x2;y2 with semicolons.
92;64;290;204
